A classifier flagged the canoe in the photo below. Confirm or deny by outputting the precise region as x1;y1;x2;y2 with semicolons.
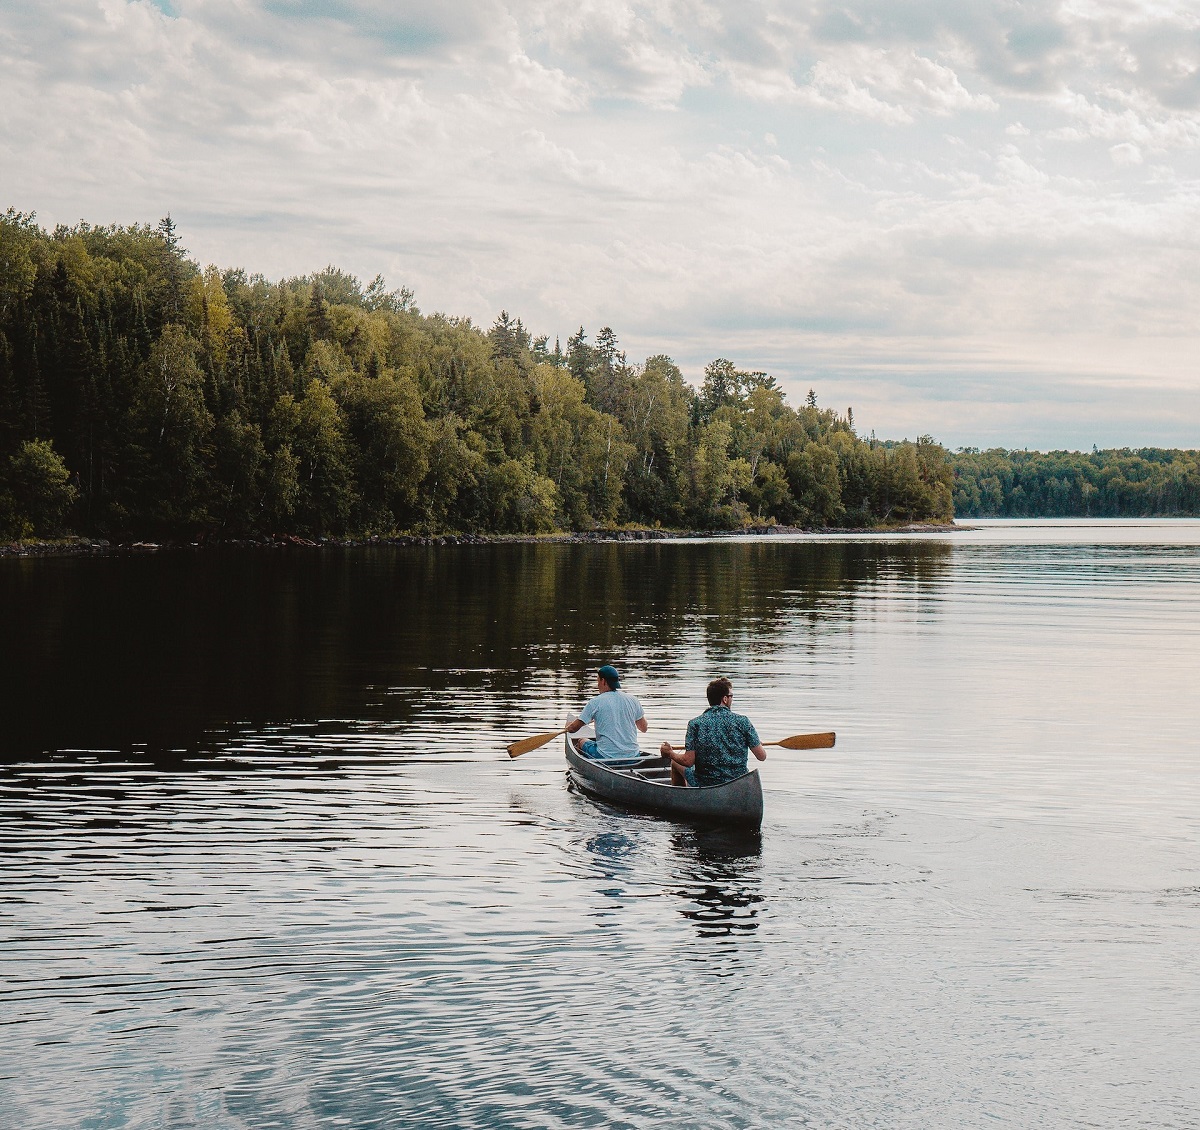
564;734;764;828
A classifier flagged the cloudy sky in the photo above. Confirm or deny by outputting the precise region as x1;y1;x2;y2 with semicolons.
3;0;1199;449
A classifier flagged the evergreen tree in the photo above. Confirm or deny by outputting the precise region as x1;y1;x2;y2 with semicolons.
0;208;983;540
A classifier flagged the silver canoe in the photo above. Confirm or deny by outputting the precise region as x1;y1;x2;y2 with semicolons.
565;735;764;828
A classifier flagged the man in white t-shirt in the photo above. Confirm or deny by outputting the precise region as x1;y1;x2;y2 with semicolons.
566;664;648;760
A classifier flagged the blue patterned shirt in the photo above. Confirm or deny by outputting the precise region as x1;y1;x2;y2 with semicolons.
685;705;761;787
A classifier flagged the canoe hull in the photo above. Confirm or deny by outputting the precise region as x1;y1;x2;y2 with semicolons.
565;737;764;828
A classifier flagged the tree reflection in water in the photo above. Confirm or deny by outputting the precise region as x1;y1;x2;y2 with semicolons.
0;538;953;759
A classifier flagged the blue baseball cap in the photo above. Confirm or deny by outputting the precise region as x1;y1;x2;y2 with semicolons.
598;664;621;688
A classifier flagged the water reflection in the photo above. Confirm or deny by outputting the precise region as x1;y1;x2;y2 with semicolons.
0;540;953;759
583;830;640;865
668;826;764;942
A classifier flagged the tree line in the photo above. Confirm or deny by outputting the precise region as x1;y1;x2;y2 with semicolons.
1;208;957;539
951;448;1200;517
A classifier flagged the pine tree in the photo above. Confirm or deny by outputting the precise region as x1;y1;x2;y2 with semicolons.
307;284;332;342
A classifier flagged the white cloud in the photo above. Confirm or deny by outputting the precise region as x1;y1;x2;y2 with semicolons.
1110;141;1143;164
4;0;1200;446
725;44;997;123
524;0;714;106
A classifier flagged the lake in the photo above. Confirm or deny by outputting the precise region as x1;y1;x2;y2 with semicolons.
2;520;1199;1128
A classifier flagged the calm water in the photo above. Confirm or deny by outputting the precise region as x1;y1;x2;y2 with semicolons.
2;521;1199;1128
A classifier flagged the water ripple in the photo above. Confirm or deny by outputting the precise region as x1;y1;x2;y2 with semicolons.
3;528;1200;1127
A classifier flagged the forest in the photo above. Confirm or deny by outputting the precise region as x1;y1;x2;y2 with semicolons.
0;209;956;540
951;448;1200;517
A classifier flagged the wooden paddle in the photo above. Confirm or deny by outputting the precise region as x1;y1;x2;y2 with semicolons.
507;727;572;759
764;731;836;750
664;731;836;752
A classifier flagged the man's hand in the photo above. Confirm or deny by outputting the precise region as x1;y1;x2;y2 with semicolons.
660;741;674;759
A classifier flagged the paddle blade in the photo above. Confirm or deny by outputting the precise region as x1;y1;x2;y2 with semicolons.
507;728;568;759
769;731;836;750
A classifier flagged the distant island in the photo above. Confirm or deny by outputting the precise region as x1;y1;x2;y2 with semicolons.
951;448;1200;518
0;209;1196;544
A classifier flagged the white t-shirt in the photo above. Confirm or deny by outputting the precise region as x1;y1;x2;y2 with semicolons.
579;689;645;759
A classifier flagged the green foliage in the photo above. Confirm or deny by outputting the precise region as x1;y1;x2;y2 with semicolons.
4;438;77;536
130;324;214;531
0;209;967;539
332;365;429;531
480;457;559;533
951;448;1200;517
746;460;797;524
291;380;355;534
0;209;40;322
687;418;752;528
787;444;845;527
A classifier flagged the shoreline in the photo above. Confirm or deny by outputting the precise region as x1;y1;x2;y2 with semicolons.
0;522;964;558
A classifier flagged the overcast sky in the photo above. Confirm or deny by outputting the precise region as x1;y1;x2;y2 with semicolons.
3;0;1199;449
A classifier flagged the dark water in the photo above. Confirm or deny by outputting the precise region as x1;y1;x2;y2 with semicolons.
3;522;1199;1127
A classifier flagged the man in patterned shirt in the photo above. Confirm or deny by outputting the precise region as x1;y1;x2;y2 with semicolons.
659;677;767;787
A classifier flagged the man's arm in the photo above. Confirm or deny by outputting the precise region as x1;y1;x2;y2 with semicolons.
568;700;598;734
659;741;696;767
636;716;648;734
745;718;765;761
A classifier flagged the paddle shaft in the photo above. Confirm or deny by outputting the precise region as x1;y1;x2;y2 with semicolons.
668;731;836;751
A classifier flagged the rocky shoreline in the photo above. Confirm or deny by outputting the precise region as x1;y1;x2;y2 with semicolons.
0;523;963;558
